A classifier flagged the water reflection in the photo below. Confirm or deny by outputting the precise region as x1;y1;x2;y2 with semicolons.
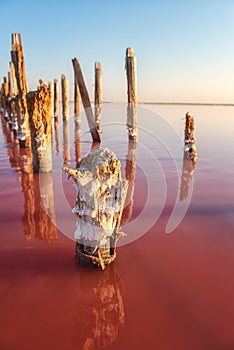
1;116;57;243
63;119;70;165
179;157;196;202
74;117;81;167
74;264;125;349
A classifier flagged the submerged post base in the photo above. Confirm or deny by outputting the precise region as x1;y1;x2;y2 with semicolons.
75;242;116;270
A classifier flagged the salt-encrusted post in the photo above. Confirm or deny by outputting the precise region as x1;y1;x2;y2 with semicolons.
11;33;31;147
61;74;69;121
183;112;197;163
125;48;138;142
27;80;52;173
54;79;59;121
179;112;197;201
63;148;128;270
95;62;102;133
72;58;101;142
9;61;19;133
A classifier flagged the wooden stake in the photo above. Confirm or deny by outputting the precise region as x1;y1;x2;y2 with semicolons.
27;80;52;173
74;73;80;116
95;62;102;132
61;74;69;121
11;33;31;147
53;79;59;121
125;48;137;104
72;58;100;142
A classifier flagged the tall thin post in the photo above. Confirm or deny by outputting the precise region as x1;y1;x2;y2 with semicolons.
95;62;102;133
125;48;137;104
54;79;59;121
11;33;31;147
74;74;80;116
61;74;69;121
125;48;138;142
72;58;100;142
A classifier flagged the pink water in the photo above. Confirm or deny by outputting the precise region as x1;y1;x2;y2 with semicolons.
0;104;234;350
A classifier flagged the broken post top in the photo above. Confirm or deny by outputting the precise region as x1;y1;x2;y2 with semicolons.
126;47;135;58
63;148;122;183
11;33;23;50
95;62;102;70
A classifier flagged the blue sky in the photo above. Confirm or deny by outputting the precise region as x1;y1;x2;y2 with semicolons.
0;0;234;103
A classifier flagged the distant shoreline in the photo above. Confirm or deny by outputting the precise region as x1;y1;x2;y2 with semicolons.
103;101;234;107
66;100;234;106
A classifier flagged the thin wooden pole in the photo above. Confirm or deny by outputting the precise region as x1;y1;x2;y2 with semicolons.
53;79;59;121
72;58;100;142
11;33;31;147
61;74;69;121
125;47;137;104
125;48;138;142
95;61;102;133
74;73;80;116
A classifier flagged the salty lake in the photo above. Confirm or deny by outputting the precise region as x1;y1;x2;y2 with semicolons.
0;103;234;350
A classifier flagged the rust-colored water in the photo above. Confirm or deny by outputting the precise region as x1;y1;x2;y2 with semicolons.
0;104;234;350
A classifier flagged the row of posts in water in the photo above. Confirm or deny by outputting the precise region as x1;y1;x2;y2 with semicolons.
0;34;138;173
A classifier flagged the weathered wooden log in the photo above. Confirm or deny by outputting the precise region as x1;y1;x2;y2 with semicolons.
11;33;31;147
63;148;128;269
125;48;137;104
125;48;138;141
95;62;102;133
184;112;197;163
61;74;69;121
27;80;52;173
53;79;59;121
74;74;81;117
72;58;101;142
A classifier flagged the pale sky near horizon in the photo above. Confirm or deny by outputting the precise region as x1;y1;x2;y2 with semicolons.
0;0;234;103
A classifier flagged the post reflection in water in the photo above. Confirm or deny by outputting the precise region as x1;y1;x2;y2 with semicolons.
179;155;196;202
122;105;138;224
74;264;125;350
74;116;81;167
63;119;70;165
54;119;60;155
1;116;57;243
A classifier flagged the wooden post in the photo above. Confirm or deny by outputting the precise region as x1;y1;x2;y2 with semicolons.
63;148;128;269
61;74;69;121
11;33;31;147
125;48;138;141
72;58;100;142
125;48;137;104
27;80;52;173
74;73;80;116
53;79;59;121
9;61;18;95
95;62;102;133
